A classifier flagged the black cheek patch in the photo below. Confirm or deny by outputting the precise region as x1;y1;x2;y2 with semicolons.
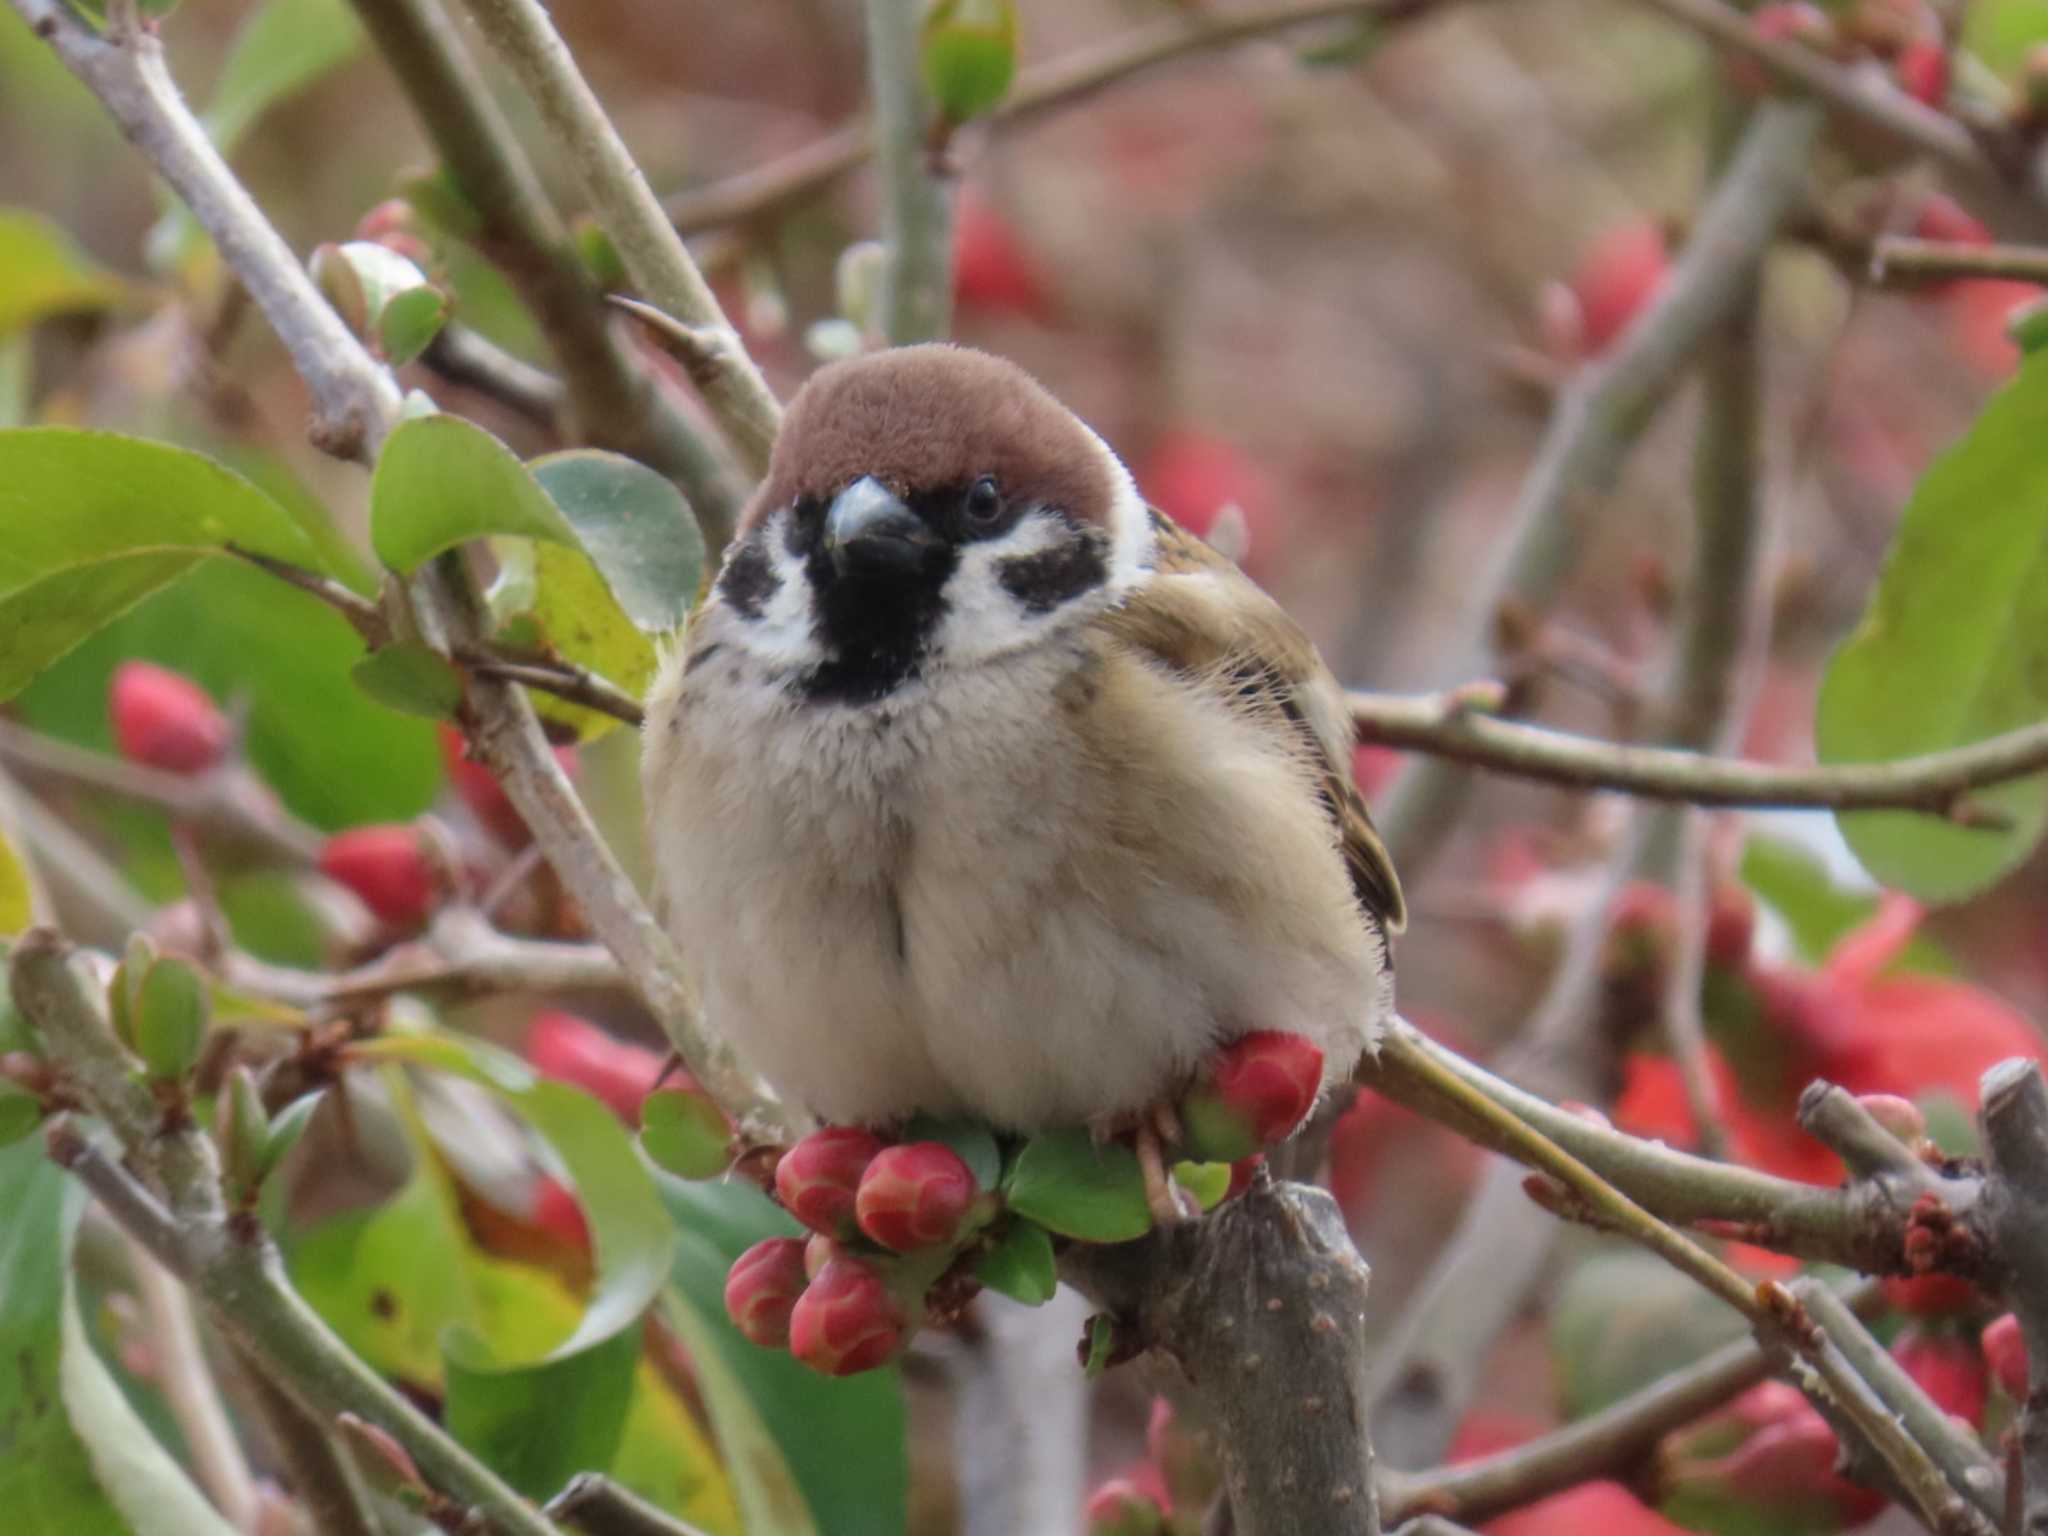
997;532;1108;615
717;538;779;618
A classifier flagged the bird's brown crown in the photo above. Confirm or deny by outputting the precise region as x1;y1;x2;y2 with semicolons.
750;345;1118;529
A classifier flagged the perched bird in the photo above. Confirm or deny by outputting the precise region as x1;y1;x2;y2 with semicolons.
643;345;1401;1181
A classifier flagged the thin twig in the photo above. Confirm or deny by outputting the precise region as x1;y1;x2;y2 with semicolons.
456;0;783;475
663;0;1463;235
0;719;324;864
231;1341;383;1536
1373;101;1824;876
1349;690;2048;825
343;0;746;544
544;1474;714;1536
7;0;401;459
864;0;954;344
453;650;645;726
1979;1059;2048;1536
424;322;567;427
1871;235;2048;287
225;544;389;646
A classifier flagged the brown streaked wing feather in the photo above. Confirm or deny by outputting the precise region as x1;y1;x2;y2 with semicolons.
1102;513;1406;932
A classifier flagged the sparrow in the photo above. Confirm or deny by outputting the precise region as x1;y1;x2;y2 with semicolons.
642;344;1402;1166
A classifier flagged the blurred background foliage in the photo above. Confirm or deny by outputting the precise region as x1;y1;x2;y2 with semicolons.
6;0;2048;1532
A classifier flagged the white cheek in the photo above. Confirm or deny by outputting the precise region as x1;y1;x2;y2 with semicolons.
725;508;825;669
931;515;1101;667
1085;425;1156;595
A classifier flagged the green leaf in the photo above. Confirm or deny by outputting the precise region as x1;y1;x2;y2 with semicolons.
0;826;31;934
529;450;705;634
899;1115;1002;1190
0;208;130;334
378;284;451;366
311;241;447;365
371;415;578;573
258;1089;324;1180
639;1087;733;1181
490;536;654;741
15;558;441;830
202;0;366;153
0;1082;40;1146
0;1139;235;1535
660;1178;905;1536
919;0;1018;122
974;1218;1056;1306
1816;352;2048;901
1964;0;2048;80
350;643;463;722
353;1031;676;1359
1738;837;1949;971
134;957;207;1082
0;428;329;699
444;1323;640;1502
1004;1128;1152;1243
1171;1160;1231;1212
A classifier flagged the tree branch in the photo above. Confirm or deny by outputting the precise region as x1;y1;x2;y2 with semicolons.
455;0;783;475
865;0;953;345
664;0;1461;235
343;0;747;544
1350;690;2048;826
544;1474;714;1536
1980;1059;2048;1536
7;0;401;459
1373;100;1824;875
14;931;567;1536
1871;235;2048;287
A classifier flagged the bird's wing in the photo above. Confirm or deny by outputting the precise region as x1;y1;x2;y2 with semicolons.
1100;511;1406;932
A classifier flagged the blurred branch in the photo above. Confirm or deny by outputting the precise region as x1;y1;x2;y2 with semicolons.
424;322;567;429
1062;1175;1383;1536
452;648;645;726
545;1474;714;1536
1357;1020;1993;1280
0;718;324;863
1374;100;1823;876
1869;235;2048;285
5;0;401;460
233;1342;382;1536
1349;690;2048;826
1382;1320;1778;1524
664;0;1456;235
1979;1059;2048;1536
457;0;783;476
126;1234;263;1533
11;932;566;1536
225;906;626;1010
1794;1280;2006;1525
345;0;747;544
952;1290;1095;1536
865;0;954;344
2;768;155;942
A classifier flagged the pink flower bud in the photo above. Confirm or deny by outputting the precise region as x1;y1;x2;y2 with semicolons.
109;662;228;775
788;1258;905;1376
1856;1093;1927;1144
319;825;438;929
1895;38;1949;108
723;1237;809;1349
1179;1031;1324;1162
1893;1327;1988;1426
1984;1313;2028;1400
855;1141;978;1252
438;725;578;849
525;1011;665;1123
1571;220;1671;356
775;1126;886;1237
1084;1478;1166;1536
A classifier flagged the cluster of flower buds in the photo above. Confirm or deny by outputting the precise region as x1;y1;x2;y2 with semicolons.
725;1128;987;1375
721;1030;1329;1377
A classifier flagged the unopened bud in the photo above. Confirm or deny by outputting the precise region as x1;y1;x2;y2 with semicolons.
1178;1031;1324;1163
723;1237;809;1349
855;1141;979;1252
776;1126;886;1237
788;1257;905;1376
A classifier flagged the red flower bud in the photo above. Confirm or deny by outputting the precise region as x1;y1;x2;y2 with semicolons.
788;1257;905;1376
1571;220;1671;356
1913;192;1992;248
318;825;437;929
1895;39;1949;108
1892;1327;1988;1426
530;1174;591;1253
1680;1400;1885;1527
1983;1312;2028;1400
1179;1031;1324;1162
1883;1272;1979;1318
109;662;228;775
723;1237;809;1349
775;1126;886;1237
1084;1478;1166;1536
1856;1092;1926;1144
854;1141;978;1252
525;1011;665;1123
1705;884;1756;970
1226;1154;1264;1201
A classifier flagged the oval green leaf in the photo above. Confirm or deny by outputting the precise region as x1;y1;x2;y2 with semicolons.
1004;1128;1152;1243
370;415;578;574
919;0;1018;122
350;643;463;722
0;208;130;335
974;1217;1056;1306
134;957;208;1083
1816;351;2048;901
638;1087;732;1181
529;451;704;634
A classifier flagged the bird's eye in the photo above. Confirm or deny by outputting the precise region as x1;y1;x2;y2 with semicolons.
965;475;1003;527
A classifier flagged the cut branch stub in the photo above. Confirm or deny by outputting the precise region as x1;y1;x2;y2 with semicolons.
1062;1176;1378;1536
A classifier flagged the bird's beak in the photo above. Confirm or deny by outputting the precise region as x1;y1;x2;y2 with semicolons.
825;476;932;577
